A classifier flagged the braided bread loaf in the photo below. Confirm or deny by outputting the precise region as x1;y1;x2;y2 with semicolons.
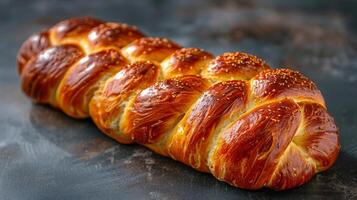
17;17;340;190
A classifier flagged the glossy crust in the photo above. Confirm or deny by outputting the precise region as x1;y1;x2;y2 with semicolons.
17;31;52;74
87;23;145;50
203;52;270;81
50;17;104;43
89;61;160;143
209;99;301;189
161;48;214;78
21;45;84;107
121;76;208;147
57;49;128;118
251;69;325;105
17;17;340;191
168;80;248;171
122;37;181;62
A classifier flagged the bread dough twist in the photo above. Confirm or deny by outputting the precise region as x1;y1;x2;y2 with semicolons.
17;17;340;190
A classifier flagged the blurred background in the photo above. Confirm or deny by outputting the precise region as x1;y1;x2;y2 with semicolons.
0;0;356;199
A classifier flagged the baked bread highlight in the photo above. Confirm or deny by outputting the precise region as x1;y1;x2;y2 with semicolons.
17;17;340;190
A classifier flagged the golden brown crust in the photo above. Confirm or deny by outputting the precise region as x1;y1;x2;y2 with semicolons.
89;61;160;143
209;99;301;189
122;37;181;62
251;69;325;105
50;17;104;43
21;44;84;106
295;102;340;170
203;52;270;80
17;31;52;74
268;144;316;190
161;48;214;78
121;75;208;146
267;102;339;190
168;80;248;171
17;17;340;191
57;49;127;118
87;22;145;50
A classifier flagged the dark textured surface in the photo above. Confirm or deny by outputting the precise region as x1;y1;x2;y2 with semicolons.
0;0;357;199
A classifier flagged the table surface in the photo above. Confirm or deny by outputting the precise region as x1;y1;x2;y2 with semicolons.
0;0;356;199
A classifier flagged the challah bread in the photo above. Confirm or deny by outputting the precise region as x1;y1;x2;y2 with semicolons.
17;17;340;190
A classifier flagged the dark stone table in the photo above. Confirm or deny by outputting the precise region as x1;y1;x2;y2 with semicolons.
0;0;356;199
